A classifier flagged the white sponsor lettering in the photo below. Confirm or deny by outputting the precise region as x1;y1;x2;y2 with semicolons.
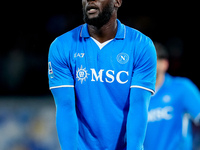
91;69;104;82
148;106;173;122
90;69;129;84
77;67;129;84
105;70;115;83
116;71;129;84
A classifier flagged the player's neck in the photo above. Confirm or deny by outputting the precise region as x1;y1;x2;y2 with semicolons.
156;73;165;88
88;16;118;43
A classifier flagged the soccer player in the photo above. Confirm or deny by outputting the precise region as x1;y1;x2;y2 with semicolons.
144;42;200;150
48;0;157;149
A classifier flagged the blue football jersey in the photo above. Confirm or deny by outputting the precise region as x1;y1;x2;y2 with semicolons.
144;74;200;150
48;20;157;150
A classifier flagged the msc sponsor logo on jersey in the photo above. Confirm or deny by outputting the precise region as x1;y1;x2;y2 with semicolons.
148;106;174;122
76;65;129;84
76;65;90;84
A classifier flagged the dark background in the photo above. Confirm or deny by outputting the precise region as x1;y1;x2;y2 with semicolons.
1;1;199;96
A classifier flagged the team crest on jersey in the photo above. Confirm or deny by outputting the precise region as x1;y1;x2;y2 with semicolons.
76;65;90;84
163;95;171;103
117;53;129;64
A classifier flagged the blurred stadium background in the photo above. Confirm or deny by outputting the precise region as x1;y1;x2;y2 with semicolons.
1;1;199;150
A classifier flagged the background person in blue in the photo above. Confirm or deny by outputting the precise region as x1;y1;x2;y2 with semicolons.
144;42;200;150
48;0;157;149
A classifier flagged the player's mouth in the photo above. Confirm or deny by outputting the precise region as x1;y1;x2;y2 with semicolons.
86;5;99;14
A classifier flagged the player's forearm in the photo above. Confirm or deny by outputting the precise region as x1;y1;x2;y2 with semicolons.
51;88;78;150
127;88;151;150
127;106;148;150
56;105;78;150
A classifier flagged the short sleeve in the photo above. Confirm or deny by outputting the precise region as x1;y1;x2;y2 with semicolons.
182;79;200;124
130;39;157;94
48;38;74;89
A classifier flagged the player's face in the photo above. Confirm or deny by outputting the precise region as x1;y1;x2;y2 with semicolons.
82;0;115;28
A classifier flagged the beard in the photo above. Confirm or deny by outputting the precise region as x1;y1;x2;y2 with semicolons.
83;3;114;28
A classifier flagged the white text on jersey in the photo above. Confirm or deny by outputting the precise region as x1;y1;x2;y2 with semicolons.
148;106;174;122
90;69;129;84
76;66;129;84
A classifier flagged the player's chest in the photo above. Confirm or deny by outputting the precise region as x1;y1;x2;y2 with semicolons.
150;87;182;107
70;39;134;85
72;39;133;70
148;90;183;122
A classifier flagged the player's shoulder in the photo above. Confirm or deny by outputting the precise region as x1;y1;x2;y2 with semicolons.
55;25;83;44
49;25;83;60
124;24;155;58
171;75;198;90
125;25;153;45
124;24;156;62
173;76;192;85
49;24;83;55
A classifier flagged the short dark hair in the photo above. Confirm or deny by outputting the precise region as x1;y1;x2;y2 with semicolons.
154;42;169;60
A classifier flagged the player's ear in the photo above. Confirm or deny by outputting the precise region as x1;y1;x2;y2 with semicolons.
114;0;122;8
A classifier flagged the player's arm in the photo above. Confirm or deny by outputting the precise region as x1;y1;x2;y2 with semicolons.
51;87;78;150
48;39;78;150
127;88;151;150
127;39;157;150
182;79;200;125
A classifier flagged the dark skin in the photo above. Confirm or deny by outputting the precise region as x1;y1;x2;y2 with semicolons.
82;0;122;43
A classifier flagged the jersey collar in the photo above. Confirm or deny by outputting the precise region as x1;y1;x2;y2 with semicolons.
80;19;126;40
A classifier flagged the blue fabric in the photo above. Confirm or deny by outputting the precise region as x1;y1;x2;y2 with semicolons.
144;74;200;150
127;88;151;150
48;20;157;150
51;87;78;150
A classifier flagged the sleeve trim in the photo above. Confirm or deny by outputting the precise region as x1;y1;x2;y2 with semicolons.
130;85;155;94
50;85;74;90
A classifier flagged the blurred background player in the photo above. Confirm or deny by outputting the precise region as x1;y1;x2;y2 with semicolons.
144;42;200;150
